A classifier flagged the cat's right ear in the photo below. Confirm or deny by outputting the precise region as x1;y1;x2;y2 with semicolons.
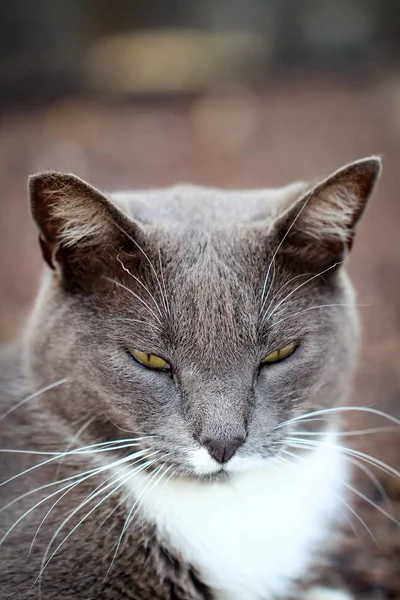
29;172;144;284
271;157;381;268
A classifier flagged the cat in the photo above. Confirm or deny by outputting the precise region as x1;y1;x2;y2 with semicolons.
0;156;382;600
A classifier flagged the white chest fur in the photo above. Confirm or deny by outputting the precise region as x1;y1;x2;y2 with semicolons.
123;434;347;600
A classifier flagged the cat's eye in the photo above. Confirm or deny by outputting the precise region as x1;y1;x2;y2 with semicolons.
129;350;170;370
261;342;298;364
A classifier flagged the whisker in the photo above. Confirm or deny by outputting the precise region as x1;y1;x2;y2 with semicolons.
110;317;162;332
338;494;377;543
1;463;102;514
343;456;392;509
286;438;400;480
116;254;163;317
290;426;398;437
29;449;158;553
0;435;158;513
259;188;315;309
276;406;400;429
275;450;298;470
343;481;398;525
0;437;155;457
278;444;377;542
54;416;96;480
295;441;396;530
0;450;156;549
259;259;276;316
106;278;162;324
0;437;156;488
99;461;161;537
118;460;170;539
285;417;330;426
263;261;343;323
102;416;143;435
0;379;67;423
113;222;169;318
100;460;178;532
123;461;173;535
266;303;358;330
106;460;172;578
158;247;170;316
260;272;313;321
37;454;161;585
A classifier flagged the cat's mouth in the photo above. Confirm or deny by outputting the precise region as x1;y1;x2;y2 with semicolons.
186;446;271;479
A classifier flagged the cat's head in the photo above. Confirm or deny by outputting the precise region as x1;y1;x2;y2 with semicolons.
25;158;381;479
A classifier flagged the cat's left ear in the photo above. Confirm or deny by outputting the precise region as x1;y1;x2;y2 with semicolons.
274;157;381;267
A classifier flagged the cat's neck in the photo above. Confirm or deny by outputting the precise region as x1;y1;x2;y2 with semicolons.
116;430;347;600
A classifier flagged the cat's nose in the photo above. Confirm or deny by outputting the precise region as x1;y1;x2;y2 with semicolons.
201;433;246;464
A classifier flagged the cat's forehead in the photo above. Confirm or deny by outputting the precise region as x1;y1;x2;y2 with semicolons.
111;182;306;228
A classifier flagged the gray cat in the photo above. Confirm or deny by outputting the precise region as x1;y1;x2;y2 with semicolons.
0;157;381;599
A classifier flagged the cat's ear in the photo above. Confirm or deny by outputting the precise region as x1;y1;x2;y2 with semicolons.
274;157;381;267
29;172;143;284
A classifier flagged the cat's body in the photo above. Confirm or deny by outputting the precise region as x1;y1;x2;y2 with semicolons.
0;160;381;599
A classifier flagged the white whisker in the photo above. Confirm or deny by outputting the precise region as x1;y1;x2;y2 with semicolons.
290;426;398;437
0;449;157;549
29;449;158;553
263;261;343;323
259;189;315;310
343;481;398;525
285;417;329;427
343;456;392;509
37;454;161;585
106;460;172;578
261;272;313;320
158;247;170;316
287;438;400;480
116;254;163;317
0;437;156;488
259;259;276;316
0;379;67;423
55;416;96;480
110;317;162;332
276;405;400;429
113;222;168;318
338;494;377;543
266;303;356;329
106;278;162;324
279;443;377;542
1;464;102;515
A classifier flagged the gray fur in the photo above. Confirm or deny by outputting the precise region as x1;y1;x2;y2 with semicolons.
0;157;381;599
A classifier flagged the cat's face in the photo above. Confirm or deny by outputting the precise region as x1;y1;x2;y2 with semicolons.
25;158;380;479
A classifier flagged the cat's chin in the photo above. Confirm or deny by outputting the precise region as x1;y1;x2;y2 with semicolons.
194;469;230;483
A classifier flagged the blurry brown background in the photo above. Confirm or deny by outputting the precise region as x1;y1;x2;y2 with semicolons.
0;0;399;593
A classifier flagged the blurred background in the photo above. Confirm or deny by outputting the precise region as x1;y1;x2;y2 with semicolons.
0;0;399;594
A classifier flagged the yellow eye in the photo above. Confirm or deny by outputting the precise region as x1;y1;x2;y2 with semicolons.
261;343;298;364
130;350;169;370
